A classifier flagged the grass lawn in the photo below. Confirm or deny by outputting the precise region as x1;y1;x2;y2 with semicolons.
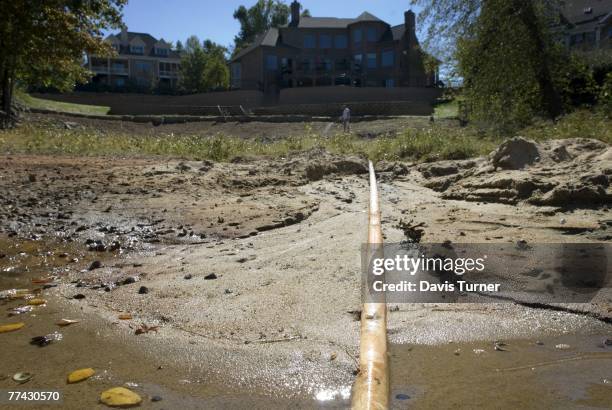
1;107;609;163
15;91;110;115
433;100;459;119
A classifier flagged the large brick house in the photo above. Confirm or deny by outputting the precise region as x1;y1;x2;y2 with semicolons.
86;28;181;90
229;1;436;92
559;0;612;49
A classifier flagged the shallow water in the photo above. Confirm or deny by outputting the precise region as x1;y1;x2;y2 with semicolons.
1;237;611;409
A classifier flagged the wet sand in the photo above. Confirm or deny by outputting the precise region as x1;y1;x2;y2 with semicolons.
1;146;611;408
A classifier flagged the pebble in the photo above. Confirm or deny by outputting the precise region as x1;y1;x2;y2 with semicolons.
204;273;218;280
122;276;137;285
395;393;410;400
73;294;86;300
184;274;193;280
138;286;149;294
151;395;163;402
555;343;571;350
88;260;102;271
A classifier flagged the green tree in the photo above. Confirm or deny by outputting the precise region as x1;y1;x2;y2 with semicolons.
0;0;125;127
175;40;184;53
233;0;290;52
456;0;563;129
179;36;229;93
204;56;230;90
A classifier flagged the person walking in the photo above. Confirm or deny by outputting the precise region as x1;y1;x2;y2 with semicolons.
341;106;351;132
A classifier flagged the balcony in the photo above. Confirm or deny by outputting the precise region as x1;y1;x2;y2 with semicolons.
110;66;128;75
91;65;109;73
159;70;179;78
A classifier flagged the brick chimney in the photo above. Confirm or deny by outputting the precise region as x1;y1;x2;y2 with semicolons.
120;26;128;45
290;1;301;27
404;10;416;35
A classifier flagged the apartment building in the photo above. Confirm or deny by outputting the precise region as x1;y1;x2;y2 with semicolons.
559;0;612;49
87;28;181;90
229;1;436;92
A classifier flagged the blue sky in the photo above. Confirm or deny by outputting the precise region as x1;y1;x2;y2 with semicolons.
114;0;424;48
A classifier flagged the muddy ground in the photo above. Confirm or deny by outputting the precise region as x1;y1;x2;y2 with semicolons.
0;115;611;408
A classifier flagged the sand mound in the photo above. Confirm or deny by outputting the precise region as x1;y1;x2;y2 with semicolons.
418;138;611;207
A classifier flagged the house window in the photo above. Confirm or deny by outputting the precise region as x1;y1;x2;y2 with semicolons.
335;58;349;71
135;61;152;72
231;63;241;88
334;34;348;49
319;34;332;48
155;48;169;56
130;45;144;54
367;27;377;42
266;55;278;71
303;34;315;48
382;50;394;67
385;79;395;88
281;57;292;73
299;58;312;72
353;29;362;44
367;53;377;69
353;54;363;71
115;78;125;87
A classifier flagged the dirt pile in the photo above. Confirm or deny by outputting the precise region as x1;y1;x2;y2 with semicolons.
418;137;611;207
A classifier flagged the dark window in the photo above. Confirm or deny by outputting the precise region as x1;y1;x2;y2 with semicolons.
281;58;292;74
266;55;278;70
367;53;377;69
335;58;349;71
382;50;394;67
304;34;316;48
584;32;595;44
385;79;395;88
155;48;169;56
320;34;332;48
353;54;363;72
334;34;348;48
299;59;312;72
130;45;144;54
135;61;152;72
353;29;362;44
367;27;377;42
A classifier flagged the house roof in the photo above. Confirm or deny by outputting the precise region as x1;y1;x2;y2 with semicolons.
230;28;279;62
560;0;612;25
231;10;409;62
391;24;406;41
291;17;356;28
106;31;181;59
352;12;385;24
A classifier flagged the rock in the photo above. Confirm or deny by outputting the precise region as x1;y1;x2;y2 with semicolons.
122;276;137;285
151;395;163;402
176;162;190;171
67;368;95;384
204;273;217;280
138;286;149;294
184;274;193;280
87;261;102;271
100;387;142;407
491;137;540;170
73;294;86;300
